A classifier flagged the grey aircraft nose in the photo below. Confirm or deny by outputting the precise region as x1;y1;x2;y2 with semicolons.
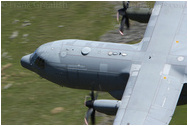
21;54;32;70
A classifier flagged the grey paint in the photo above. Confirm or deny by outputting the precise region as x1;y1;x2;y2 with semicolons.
21;40;134;92
114;1;187;125
21;1;187;125
93;100;121;115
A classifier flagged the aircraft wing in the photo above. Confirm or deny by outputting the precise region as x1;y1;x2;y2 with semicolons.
114;1;187;125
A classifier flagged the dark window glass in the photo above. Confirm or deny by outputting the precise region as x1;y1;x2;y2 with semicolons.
35;57;45;69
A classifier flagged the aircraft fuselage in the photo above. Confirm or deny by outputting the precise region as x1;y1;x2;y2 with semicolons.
21;39;140;96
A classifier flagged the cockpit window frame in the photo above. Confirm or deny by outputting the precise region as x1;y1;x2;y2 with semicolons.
30;51;38;65
30;51;45;69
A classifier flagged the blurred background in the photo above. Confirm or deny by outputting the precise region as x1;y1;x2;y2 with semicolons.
1;1;186;125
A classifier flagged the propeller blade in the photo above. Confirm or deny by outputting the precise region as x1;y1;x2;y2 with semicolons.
125;16;130;28
123;1;126;9
119;30;124;36
91;109;95;125
84;91;98;125
95;91;98;100
119;16;126;35
84;118;89;125
117;12;119;22
118;8;125;16
126;1;130;8
84;108;93;125
117;1;130;35
123;1;129;9
90;91;94;101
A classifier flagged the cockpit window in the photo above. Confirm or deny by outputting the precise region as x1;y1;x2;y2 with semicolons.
35;57;45;69
30;50;45;69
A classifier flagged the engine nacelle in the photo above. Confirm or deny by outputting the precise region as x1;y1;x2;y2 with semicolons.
86;100;121;115
127;8;152;23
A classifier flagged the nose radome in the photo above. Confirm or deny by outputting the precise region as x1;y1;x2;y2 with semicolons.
21;54;32;70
